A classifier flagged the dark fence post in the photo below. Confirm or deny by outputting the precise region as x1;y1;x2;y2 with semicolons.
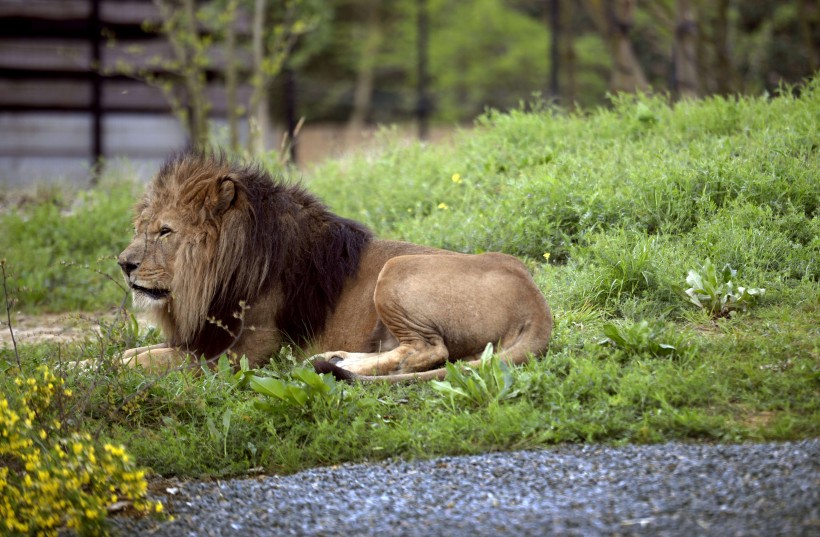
416;0;429;140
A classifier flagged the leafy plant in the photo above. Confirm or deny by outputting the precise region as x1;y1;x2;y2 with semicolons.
677;259;765;318
431;344;519;409
600;320;688;358
206;354;255;390
206;407;233;459
250;367;341;415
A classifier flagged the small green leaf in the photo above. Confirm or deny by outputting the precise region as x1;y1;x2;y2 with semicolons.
430;380;469;399
221;408;233;431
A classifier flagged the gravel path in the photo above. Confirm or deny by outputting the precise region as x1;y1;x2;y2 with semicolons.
112;440;819;537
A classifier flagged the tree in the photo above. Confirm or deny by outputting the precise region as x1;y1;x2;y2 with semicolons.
673;0;698;99
105;0;320;155
582;0;648;94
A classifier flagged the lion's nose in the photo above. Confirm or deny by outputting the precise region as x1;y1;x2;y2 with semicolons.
118;256;139;277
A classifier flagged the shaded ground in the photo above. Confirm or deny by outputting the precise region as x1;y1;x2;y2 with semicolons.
111;440;819;537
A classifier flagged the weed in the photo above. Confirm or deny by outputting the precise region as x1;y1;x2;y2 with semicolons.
676;259;765;318
431;344;520;409
600;320;692;359
250;367;342;420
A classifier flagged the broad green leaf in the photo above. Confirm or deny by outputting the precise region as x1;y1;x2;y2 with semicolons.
250;376;287;400
603;323;627;346
205;416;221;443
480;343;494;363
286;385;308;406
292;367;329;392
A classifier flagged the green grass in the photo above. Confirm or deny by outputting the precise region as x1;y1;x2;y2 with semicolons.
1;78;818;480
0;177;137;311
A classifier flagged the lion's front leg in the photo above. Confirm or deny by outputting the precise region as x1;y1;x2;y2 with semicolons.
123;343;189;372
73;343;189;372
122;343;167;362
122;343;194;373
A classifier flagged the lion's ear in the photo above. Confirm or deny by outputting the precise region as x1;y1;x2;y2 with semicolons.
214;177;237;215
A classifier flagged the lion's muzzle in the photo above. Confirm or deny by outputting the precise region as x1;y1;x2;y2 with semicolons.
130;284;170;301
118;255;138;277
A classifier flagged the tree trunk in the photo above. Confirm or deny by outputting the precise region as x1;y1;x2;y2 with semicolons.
561;0;577;108
711;0;736;95
581;0;647;94
181;0;208;148
673;0;698;99
248;0;267;155
224;0;240;153
347;1;383;136
608;0;648;93
549;0;560;100
156;0;210;149
798;0;818;72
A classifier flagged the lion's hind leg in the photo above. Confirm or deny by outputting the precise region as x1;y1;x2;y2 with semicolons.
312;335;449;377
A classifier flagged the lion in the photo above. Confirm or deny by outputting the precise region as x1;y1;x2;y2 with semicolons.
117;150;553;381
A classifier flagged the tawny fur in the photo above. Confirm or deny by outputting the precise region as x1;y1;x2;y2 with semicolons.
117;150;553;381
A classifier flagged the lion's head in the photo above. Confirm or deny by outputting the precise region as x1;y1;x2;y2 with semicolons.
118;150;371;359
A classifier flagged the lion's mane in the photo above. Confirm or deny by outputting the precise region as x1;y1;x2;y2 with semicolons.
137;150;372;359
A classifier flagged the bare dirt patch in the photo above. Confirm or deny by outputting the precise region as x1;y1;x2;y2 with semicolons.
0;311;133;348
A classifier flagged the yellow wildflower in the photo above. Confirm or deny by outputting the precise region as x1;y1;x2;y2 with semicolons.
543;252;550;261
451;173;462;184
438;203;448;210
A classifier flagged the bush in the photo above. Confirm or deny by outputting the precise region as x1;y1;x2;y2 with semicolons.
0;366;161;536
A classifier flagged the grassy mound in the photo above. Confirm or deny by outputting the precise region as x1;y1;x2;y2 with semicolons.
0;79;817;488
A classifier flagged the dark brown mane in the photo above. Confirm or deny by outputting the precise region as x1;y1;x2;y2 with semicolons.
152;150;372;358
267;183;373;346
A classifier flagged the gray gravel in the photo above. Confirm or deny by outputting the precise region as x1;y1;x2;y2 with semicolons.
111;440;819;537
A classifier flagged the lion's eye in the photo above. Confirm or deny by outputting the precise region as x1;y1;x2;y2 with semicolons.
159;225;173;237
